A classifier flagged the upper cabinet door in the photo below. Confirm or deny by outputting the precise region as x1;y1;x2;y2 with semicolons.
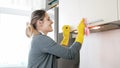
78;0;118;25
118;0;120;20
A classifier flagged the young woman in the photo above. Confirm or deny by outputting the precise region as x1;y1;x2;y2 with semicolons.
26;9;85;68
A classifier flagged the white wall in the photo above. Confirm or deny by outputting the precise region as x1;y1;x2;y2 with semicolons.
81;29;120;68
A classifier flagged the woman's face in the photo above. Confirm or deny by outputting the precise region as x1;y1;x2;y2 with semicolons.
39;13;53;34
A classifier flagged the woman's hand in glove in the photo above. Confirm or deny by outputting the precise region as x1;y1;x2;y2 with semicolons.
75;18;85;44
60;25;70;46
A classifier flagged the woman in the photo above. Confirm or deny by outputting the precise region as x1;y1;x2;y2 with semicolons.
26;9;85;68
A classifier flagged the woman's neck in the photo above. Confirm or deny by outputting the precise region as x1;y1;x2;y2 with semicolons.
39;30;47;35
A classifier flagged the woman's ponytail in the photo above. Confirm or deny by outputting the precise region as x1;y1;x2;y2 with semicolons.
26;22;34;38
26;22;39;38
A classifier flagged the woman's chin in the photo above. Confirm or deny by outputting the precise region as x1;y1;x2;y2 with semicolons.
50;29;53;32
50;27;53;32
48;29;53;32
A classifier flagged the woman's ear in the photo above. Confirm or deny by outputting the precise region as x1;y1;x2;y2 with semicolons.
37;20;43;26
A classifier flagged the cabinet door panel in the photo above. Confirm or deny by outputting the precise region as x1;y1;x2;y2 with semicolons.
79;0;118;24
118;0;120;20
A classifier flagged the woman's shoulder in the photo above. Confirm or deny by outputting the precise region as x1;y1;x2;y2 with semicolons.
32;34;56;48
33;34;54;42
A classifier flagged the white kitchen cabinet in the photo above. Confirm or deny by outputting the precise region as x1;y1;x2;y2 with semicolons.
118;0;120;20
59;0;82;32
59;0;118;32
78;0;118;25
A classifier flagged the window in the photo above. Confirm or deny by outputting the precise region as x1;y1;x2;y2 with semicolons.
0;13;30;67
0;0;31;67
0;0;55;67
47;8;55;39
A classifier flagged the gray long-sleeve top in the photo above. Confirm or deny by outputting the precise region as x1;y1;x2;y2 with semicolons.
27;33;81;68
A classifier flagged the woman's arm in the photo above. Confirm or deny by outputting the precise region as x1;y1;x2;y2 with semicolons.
35;36;81;60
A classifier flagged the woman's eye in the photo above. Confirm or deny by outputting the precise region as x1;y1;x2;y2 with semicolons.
48;18;50;21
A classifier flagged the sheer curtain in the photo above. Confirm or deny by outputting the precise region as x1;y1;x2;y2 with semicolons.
0;0;47;67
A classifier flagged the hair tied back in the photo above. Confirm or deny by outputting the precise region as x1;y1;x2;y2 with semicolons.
26;22;33;38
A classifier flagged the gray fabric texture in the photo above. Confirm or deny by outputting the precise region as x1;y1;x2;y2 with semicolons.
27;33;81;68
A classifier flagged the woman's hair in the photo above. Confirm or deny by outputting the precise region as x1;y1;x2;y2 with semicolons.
26;9;46;38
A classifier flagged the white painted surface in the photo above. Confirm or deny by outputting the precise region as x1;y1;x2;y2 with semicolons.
78;0;118;25
59;0;82;32
59;0;118;32
118;0;120;19
80;29;120;68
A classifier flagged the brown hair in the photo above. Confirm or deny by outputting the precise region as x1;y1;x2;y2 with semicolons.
26;9;46;38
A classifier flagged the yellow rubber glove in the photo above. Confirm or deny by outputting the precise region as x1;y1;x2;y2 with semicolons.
61;25;70;46
75;18;85;44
